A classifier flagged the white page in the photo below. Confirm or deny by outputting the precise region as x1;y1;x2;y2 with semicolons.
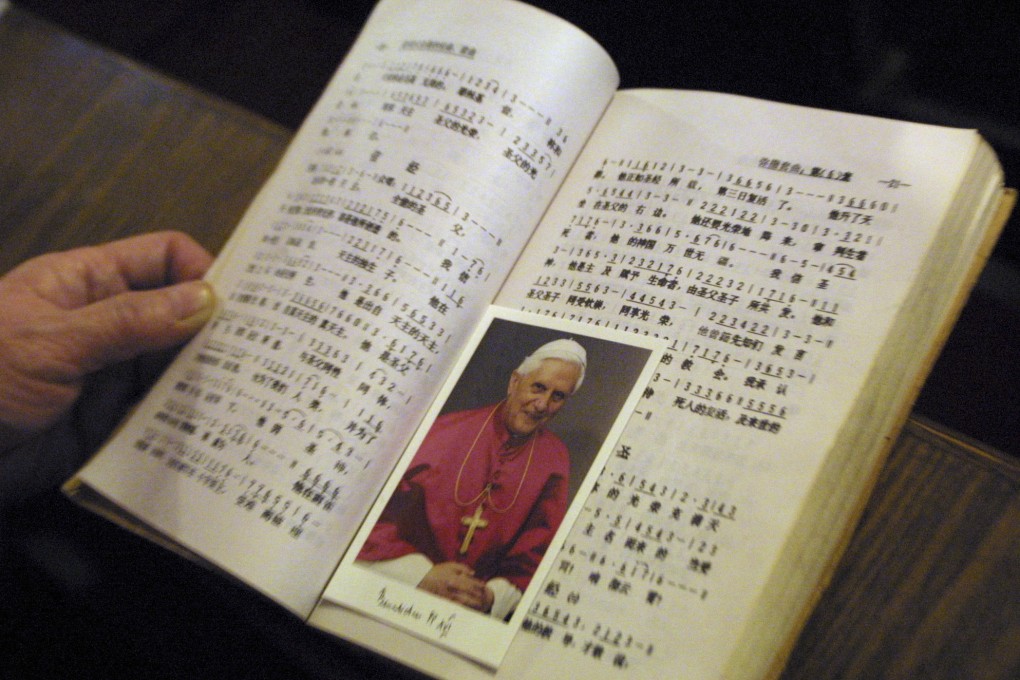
74;0;618;616
311;89;983;678
496;89;979;678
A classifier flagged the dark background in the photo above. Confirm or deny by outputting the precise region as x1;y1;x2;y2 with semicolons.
12;0;1020;460
3;2;1019;679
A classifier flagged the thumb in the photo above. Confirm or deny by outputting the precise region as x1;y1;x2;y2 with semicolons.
71;280;216;370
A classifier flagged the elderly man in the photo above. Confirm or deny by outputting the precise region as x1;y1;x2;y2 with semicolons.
356;338;586;619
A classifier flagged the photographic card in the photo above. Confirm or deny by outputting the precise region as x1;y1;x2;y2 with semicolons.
324;306;664;668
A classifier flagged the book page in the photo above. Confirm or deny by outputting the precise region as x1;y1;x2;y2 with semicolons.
72;0;618;616
496;90;984;678
311;90;989;677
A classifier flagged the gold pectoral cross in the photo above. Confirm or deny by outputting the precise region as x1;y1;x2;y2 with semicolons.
459;503;489;555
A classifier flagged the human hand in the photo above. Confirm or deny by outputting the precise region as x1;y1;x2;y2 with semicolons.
0;231;215;450
418;562;495;612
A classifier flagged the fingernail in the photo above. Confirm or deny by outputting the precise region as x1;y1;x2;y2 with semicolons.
177;281;216;329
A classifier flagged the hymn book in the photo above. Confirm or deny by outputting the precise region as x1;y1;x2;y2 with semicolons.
64;0;1013;678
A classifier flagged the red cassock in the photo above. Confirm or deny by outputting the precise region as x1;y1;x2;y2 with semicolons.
357;403;570;592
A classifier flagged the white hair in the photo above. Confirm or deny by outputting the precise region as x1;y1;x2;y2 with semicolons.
515;338;587;392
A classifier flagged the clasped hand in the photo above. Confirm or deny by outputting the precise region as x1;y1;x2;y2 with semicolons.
418;561;495;612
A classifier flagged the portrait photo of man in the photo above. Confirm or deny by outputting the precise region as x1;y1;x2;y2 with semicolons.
355;337;587;619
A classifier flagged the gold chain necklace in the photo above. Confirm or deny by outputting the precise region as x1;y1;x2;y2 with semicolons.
453;401;536;514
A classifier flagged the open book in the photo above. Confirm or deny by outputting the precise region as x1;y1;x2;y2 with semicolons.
65;0;1013;677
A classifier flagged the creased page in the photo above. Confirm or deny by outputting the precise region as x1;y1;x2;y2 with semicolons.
311;90;985;677
73;0;617;617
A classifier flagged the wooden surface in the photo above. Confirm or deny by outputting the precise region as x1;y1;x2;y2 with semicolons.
781;417;1020;680
0;6;290;273
2;7;1017;679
